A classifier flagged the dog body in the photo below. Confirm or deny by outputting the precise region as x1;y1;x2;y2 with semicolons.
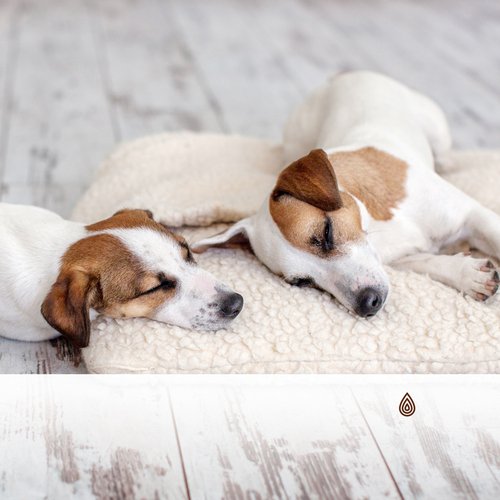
283;71;471;263
195;71;500;316
0;204;243;346
0;204;87;343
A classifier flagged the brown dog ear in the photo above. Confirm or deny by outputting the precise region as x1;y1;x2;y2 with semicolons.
113;208;154;219
272;149;343;211
41;270;99;348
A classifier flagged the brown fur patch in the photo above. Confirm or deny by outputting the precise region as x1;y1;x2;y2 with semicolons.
269;192;363;257
87;209;161;232
272;149;343;212
61;234;175;314
328;147;407;220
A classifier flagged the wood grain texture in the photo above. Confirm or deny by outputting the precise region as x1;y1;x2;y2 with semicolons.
0;376;499;498
0;0;16;194
87;0;224;141
169;0;303;140
0;337;85;374
170;381;402;499
0;0;115;216
0;376;188;499
352;380;500;499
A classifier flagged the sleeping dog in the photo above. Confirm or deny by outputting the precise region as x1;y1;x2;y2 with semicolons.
193;71;500;317
0;205;243;347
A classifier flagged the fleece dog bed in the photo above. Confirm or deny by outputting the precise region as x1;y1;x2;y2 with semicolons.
72;133;500;373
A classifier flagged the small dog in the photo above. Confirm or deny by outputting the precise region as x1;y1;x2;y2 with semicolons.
193;71;500;317
0;204;243;347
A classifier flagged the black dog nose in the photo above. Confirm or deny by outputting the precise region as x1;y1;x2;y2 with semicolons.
219;293;244;319
356;287;383;318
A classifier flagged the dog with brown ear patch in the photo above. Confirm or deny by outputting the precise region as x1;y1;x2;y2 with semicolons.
0;204;243;348
194;147;387;317
193;71;500;316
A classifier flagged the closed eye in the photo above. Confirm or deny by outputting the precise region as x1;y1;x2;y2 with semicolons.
310;217;334;253
287;276;315;288
323;217;334;251
140;278;177;296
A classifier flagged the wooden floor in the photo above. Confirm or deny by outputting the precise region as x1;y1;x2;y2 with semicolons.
0;0;499;372
1;375;499;499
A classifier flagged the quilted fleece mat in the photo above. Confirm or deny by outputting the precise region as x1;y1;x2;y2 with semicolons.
72;132;500;373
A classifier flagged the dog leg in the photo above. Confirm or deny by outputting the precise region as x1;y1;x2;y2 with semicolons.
466;205;500;260
393;252;499;301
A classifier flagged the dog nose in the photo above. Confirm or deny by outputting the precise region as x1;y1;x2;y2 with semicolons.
219;293;244;319
356;287;383;318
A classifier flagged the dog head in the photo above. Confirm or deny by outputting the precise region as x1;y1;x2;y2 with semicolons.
192;149;389;317
41;209;243;347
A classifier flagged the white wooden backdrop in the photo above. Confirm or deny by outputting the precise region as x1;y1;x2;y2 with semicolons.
0;375;499;499
0;0;499;372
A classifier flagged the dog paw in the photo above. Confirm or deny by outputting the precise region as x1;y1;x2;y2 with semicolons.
461;257;499;301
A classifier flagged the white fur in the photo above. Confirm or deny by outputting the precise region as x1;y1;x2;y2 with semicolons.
0;204;86;341
0;204;239;342
107;227;236;329
245;200;389;313
194;71;500;310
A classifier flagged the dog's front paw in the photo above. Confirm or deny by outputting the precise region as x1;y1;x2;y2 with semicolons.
461;257;499;301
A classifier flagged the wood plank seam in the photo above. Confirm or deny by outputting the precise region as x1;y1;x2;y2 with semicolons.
350;388;405;500
168;389;192;500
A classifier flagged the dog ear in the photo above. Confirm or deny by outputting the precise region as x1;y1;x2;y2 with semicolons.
113;208;154;219
191;218;253;253
272;149;343;211
41;270;100;348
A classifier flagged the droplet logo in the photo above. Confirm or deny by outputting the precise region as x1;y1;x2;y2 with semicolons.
399;392;416;417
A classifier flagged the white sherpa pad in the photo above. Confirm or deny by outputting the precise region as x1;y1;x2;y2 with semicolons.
72;133;500;373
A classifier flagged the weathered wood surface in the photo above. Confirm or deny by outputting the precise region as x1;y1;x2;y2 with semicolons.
0;337;86;374
0;0;115;216
0;0;499;373
1;376;499;499
87;0;224;141
352;379;500;499
0;376;188;499
169;381;401;499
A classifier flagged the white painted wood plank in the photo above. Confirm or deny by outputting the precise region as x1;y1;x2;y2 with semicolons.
1;375;500;498
0;0;16;197
308;0;500;148
1;0;115;210
0;376;187;499
1;183;87;218
0;337;86;374
246;0;370;94
170;380;401;499
353;380;500;499
462;0;500;52
373;0;500;148
87;0;224;141
227;0;500;148
169;0;302;139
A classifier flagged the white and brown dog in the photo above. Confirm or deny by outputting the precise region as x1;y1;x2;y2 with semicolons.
0;204;243;347
194;71;500;317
